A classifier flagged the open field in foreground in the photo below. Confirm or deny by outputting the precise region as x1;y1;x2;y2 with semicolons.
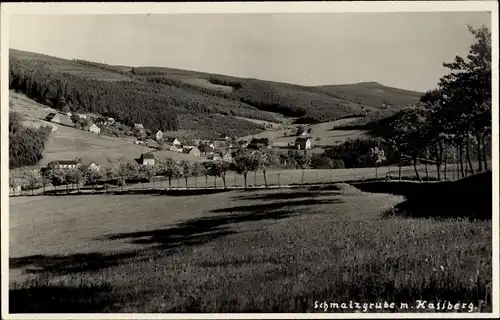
9;182;491;313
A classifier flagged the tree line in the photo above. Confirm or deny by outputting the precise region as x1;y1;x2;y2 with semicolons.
11;149;281;194
378;25;491;181
9;110;52;168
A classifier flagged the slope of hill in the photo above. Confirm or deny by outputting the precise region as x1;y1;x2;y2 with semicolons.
317;81;422;109
9;49;423;139
9;92;203;168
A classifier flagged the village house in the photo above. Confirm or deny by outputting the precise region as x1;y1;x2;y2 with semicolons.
80;161;101;171
237;140;249;148
247;138;270;150
88;162;101;171
134;123;145;133
169;145;183;153
207;154;222;161
47;160;81;169
76;113;87;119
44;113;61;123
222;151;233;161
184;147;201;157
66;111;72;117
88;123;101;134
199;144;215;155
155;130;163;141
295;137;312;150
139;153;155;166
165;137;181;147
107;117;115;124
212;140;230;150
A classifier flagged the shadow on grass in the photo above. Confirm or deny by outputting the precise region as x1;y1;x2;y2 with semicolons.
352;171;492;220
10;284;120;313
231;187;342;201
11;197;341;277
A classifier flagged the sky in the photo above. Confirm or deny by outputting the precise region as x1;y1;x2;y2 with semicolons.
10;12;491;92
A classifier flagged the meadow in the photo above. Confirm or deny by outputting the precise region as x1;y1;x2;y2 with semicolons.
238;117;370;147
9;182;492;313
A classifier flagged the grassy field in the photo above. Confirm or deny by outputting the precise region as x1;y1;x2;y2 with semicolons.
10;91;202;167
238;117;370;147
9;181;491;313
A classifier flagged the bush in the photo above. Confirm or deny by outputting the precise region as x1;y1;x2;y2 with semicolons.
331;159;345;169
311;155;333;169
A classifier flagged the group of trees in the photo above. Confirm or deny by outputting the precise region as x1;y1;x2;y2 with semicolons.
9;111;52;168
11;149;284;194
381;25;491;182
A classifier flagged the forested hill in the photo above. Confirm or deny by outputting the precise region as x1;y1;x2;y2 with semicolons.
9;49;422;138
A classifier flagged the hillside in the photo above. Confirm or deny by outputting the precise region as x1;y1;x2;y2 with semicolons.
9;92;203;169
9;49;423;139
317;81;422;109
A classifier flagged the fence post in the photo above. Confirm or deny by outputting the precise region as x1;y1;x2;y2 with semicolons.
353;167;356;182
277;172;281;187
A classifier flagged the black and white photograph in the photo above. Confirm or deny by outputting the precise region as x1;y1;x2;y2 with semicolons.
1;1;498;317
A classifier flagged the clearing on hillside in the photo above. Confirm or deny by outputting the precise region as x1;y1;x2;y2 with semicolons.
238;117;370;147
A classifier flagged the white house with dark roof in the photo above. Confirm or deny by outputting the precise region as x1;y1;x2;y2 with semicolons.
88;123;101;134
295;137;312;150
139;153;155;165
155;130;164;141
165;137;181;146
44;113;60;123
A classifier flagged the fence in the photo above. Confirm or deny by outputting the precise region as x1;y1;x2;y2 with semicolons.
10;162;480;197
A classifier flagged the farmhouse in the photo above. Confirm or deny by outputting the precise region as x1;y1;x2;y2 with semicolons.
139;153;155;165
212;140;230;150
199;144;215;155
80;161;101;171
47;160;81;169
169;145;183;152
295;137;312;150
238;140;249;148
165;137;181;147
66;111;72;117
75;113;87;119
207;154;221;161
155;130;163;141
88;123;101;134
44;113;60;123
134;123;145;133
222;151;233;161
247;138;270;150
107;117;115;125
184;147;201;157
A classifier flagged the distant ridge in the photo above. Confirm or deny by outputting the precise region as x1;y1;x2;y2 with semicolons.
9;48;423;138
